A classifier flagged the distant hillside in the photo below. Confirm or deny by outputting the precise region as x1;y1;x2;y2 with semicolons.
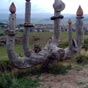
0;13;88;24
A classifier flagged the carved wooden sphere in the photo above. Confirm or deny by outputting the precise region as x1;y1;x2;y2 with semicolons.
76;5;83;16
53;0;65;12
9;2;16;14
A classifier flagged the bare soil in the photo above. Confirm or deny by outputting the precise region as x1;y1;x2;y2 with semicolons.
38;65;88;88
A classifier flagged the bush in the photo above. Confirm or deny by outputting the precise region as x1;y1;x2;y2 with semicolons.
0;60;72;76
0;72;40;88
0;61;12;72
76;55;88;65
48;64;72;75
14;63;72;78
82;39;88;50
15;67;42;78
19;29;23;32
59;41;68;48
0;33;4;36
0;73;15;88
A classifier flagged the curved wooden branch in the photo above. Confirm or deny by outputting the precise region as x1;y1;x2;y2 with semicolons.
6;30;78;69
6;34;65;68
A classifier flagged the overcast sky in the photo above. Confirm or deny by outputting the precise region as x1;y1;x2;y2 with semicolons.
0;0;88;14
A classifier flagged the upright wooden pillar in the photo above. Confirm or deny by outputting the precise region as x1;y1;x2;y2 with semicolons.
22;0;33;57
51;0;65;45
68;19;73;51
5;2;18;62
76;6;84;52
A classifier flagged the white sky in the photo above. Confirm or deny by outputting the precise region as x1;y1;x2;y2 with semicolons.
1;0;88;14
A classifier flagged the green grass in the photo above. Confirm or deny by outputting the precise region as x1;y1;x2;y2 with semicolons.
0;31;88;61
47;64;72;75
0;72;40;88
0;32;52;61
84;85;88;88
0;46;8;61
0;31;88;88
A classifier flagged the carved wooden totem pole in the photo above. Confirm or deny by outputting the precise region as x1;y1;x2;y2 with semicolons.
76;6;84;52
51;0;65;45
68;19;73;52
5;0;84;68
22;0;33;57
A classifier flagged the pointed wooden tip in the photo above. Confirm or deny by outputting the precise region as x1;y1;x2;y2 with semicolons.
68;19;72;24
76;5;83;16
9;2;16;14
26;0;30;2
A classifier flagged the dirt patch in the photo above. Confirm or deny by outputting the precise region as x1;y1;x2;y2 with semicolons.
38;67;88;88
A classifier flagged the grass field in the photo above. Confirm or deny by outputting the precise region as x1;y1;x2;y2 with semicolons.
0;31;88;88
0;31;88;61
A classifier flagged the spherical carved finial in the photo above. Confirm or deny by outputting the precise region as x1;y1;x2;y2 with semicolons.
9;2;16;14
68;19;72;24
76;5;83;17
26;0;30;2
53;0;65;12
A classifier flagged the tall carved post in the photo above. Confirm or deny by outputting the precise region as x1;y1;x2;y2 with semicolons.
22;0;33;57
5;3;18;62
51;0;65;45
76;6;84;52
68;19;73;51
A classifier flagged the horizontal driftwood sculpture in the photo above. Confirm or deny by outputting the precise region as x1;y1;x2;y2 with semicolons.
6;31;78;68
5;0;84;68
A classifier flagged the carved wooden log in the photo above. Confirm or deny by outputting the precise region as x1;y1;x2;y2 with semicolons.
6;32;77;68
6;1;83;69
6;3;65;69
